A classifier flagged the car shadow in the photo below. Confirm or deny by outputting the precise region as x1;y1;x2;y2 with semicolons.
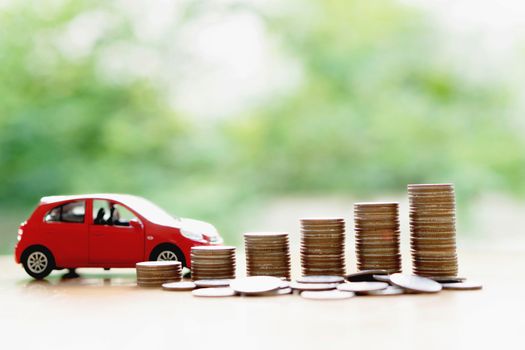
20;268;191;289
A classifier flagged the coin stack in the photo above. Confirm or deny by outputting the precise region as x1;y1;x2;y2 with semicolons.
136;261;182;287
300;218;346;276
353;202;401;274
191;246;236;281
408;184;458;278
244;232;291;280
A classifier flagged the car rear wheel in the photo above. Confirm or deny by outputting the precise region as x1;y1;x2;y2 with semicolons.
150;244;186;267
22;247;55;279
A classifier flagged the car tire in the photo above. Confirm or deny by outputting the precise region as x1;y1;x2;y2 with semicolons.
22;246;55;280
149;244;186;268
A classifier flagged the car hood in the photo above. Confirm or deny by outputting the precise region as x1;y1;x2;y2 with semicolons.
177;218;220;238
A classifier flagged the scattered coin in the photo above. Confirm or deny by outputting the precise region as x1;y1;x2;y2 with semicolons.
301;290;355;300
429;276;466;283
162;281;196;291
390;273;442;293
373;274;391;283
194;279;231;288
365;286;405;296
441;281;482;290
290;282;338;291
345;270;388;282
295;275;345;284
337;281;389;293
192;287;237;297
230;276;282;295
245;287;293;296
279;280;290;288
274;287;293;295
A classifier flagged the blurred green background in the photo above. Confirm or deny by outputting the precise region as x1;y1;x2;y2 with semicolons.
1;0;525;254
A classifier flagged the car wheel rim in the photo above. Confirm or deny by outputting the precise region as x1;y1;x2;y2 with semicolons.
157;251;178;261
27;252;48;273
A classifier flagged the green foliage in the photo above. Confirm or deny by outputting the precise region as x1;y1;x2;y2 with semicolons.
0;0;524;254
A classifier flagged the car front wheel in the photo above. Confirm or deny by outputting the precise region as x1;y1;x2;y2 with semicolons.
22;247;55;279
149;244;186;267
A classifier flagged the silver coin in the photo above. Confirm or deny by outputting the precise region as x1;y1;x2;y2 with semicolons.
229;276;282;294
390;273;442;293
365;286;405;296
345;270;388;282
194;279;232;288
441;281;482;290
337;281;389;292
429;276;466;283
301;290;355;300
247;287;293;296
279;280;290;288
192;287;237;297
162;281;196;291
373;274;391;283
290;282;338;291
295;275;344;284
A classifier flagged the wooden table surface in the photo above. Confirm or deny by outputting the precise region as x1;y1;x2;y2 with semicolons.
0;249;520;349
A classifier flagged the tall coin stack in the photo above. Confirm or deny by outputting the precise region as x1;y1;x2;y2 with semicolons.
244;232;291;280
136;261;182;287
408;184;458;278
353;202;402;274
300;218;346;277
191;246;236;281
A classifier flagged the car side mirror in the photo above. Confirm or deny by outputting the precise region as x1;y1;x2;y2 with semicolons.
129;219;143;230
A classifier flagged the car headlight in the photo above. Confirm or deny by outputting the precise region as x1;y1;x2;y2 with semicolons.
181;229;206;243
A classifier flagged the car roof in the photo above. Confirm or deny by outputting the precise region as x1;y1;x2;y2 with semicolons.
40;193;144;205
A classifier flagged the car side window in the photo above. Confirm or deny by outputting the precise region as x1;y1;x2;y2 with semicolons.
112;204;137;227
93;200;111;225
44;201;85;223
93;200;139;227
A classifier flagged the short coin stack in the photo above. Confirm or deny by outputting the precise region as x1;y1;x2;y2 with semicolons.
191;246;236;281
136;261;182;287
408;184;458;278
353;202;401;274
300;217;346;276
244;232;291;280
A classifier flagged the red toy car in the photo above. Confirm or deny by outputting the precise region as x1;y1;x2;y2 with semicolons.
15;194;223;279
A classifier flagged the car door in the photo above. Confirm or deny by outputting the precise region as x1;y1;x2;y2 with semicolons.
41;200;89;267
88;199;145;266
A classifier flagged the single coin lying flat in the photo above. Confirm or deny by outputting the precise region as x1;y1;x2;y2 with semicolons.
295;275;344;284
230;276;282;295
390;273;442;293
290;282;338;291
441;281;482;290
365;286;405;296
337;281;389;293
162;281;196;291
429;276;466;283
249;287;293;296
194;279;231;288
301;290;355;300
192;287;237;297
373;274;391;283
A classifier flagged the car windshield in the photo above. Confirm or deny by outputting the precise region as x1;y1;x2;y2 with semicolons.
123;196;180;226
